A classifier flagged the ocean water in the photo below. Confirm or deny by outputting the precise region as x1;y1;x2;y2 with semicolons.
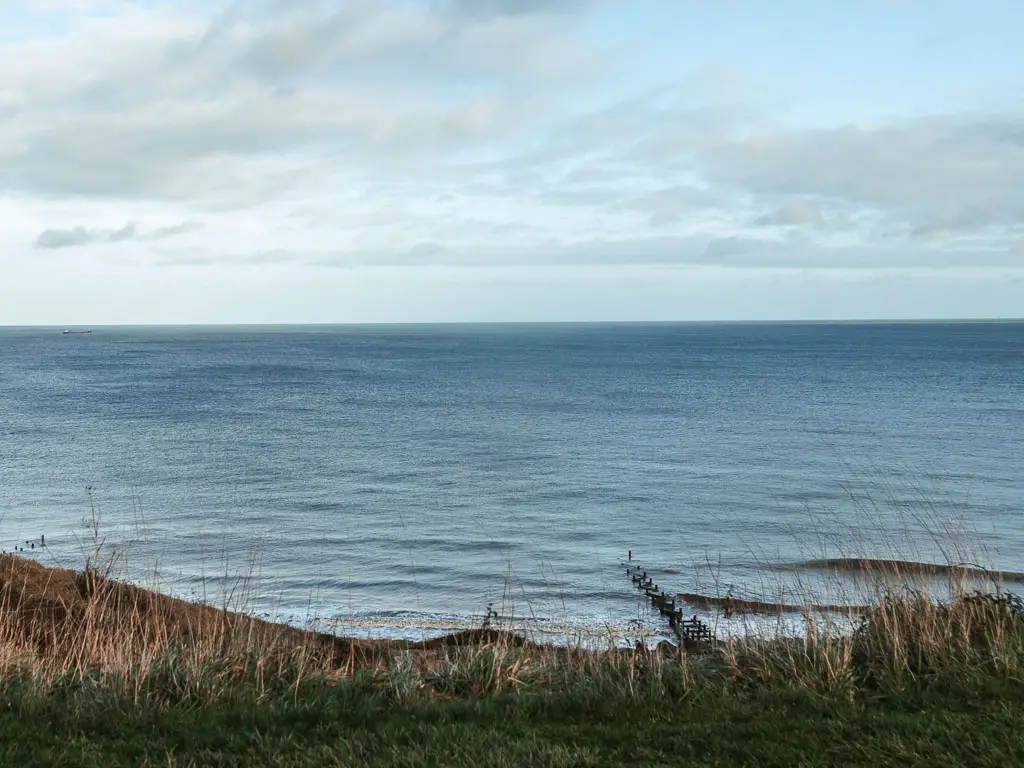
1;323;1022;643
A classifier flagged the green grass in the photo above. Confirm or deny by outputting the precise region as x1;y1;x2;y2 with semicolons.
2;676;1022;767
5;546;1024;766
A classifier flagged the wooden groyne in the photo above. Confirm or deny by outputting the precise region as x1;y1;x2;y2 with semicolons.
622;554;713;648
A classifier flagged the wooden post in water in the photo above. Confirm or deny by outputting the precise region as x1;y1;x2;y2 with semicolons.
623;554;714;650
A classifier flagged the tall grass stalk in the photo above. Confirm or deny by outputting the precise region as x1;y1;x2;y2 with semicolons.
3;474;1022;712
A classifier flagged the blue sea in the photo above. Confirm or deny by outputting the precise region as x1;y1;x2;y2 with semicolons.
1;323;1022;643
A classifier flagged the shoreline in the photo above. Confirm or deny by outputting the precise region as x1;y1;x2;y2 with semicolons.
3;551;1023;765
0;553;540;664
9;550;1011;651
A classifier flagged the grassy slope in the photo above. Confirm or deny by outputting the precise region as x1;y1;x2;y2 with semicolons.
2;681;1022;767
4;554;1024;766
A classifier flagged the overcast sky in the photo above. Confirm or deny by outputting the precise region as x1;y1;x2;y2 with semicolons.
2;0;1023;324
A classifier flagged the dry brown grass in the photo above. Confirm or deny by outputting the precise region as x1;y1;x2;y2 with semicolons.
720;583;1024;698
2;550;1021;708
0;554;544;704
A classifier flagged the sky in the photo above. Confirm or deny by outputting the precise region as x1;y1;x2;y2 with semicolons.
1;0;1022;324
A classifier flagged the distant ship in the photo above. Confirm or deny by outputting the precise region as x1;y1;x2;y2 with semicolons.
62;329;92;335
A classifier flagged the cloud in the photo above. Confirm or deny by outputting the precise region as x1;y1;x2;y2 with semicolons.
244;249;294;265
613;185;723;228
3;0;1023;283
0;2;596;201
444;0;593;18
34;221;203;249
701;117;1024;238
152;233;1024;272
108;223;138;242
34;227;96;249
152;221;205;238
509;95;1024;252
753;200;824;227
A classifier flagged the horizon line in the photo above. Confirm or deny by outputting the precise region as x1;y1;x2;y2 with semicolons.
3;317;1024;329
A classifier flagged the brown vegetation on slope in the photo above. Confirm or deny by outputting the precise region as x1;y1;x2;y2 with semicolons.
0;554;525;672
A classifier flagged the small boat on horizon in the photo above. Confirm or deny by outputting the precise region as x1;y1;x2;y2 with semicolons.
62;329;92;335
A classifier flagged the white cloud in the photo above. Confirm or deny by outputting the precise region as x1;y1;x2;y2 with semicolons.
0;1;595;201
444;0;595;18
1;0;1023;322
34;221;203;249
35;224;133;249
702;117;1024;239
753;200;824;227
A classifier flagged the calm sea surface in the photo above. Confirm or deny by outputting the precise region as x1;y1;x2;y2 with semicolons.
1;323;1021;642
